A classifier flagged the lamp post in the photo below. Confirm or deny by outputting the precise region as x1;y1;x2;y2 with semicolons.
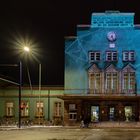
18;61;22;128
39;63;41;125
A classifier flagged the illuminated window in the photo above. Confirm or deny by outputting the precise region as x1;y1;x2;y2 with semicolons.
106;51;118;61
36;102;44;117
89;51;101;62
54;102;62;117
21;101;29;117
6;102;14;117
105;73;118;93
69;104;77;120
123;51;135;61
89;73;101;94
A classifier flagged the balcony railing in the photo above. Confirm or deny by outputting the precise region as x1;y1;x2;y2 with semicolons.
121;89;135;94
64;89;137;96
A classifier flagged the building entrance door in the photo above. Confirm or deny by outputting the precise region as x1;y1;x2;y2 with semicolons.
91;106;99;122
125;106;132;121
109;107;115;121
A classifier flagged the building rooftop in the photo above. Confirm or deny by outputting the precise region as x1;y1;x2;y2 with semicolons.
92;10;135;16
91;11;134;28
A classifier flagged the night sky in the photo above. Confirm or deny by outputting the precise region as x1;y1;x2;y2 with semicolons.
0;0;140;86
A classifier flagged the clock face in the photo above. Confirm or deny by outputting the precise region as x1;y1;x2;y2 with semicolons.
107;31;116;42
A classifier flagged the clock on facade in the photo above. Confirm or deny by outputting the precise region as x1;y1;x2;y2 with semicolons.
107;31;116;42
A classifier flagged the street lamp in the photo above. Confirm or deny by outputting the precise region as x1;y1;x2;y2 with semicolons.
19;46;42;126
11;33;41;127
19;46;31;128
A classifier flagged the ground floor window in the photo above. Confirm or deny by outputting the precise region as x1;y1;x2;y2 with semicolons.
21;101;29;117
69;113;77;120
91;106;99;122
54;102;62;117
36;101;44;117
6;102;14;117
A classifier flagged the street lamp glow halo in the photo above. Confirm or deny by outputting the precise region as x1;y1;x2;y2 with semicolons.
9;31;41;62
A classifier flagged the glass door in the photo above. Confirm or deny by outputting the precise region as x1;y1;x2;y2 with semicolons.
109;107;115;121
91;106;99;122
125;106;132;121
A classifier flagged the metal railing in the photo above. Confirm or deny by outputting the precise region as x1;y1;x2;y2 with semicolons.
64;89;137;96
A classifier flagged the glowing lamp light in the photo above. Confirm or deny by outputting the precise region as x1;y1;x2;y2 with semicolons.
10;32;40;62
23;46;30;52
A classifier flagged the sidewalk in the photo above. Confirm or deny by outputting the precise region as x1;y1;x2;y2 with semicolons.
1;122;140;130
89;121;140;128
65;121;140;129
0;125;62;130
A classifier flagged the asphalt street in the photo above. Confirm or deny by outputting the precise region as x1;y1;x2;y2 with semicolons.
0;127;140;140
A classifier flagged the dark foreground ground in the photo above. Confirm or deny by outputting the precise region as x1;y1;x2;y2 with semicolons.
0;127;140;140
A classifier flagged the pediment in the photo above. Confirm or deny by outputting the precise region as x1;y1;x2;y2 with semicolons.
88;64;101;73
122;64;135;72
105;64;118;72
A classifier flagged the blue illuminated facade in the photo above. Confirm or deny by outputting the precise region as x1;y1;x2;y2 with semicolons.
64;11;140;124
65;11;140;94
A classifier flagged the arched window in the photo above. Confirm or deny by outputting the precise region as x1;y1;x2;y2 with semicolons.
105;72;118;92
121;64;136;94
88;64;101;94
105;64;119;94
89;73;101;94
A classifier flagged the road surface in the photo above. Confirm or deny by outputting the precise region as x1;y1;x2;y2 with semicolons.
0;127;140;140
